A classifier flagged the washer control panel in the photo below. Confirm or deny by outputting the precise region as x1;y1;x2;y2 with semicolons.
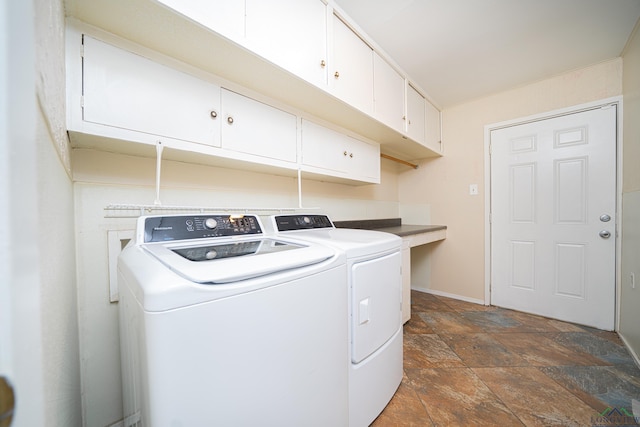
274;214;333;231
144;214;262;242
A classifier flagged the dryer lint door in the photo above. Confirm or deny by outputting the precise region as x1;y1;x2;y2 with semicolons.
350;251;401;364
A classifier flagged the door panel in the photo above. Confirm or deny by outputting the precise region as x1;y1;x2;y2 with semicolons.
490;106;617;330
83;36;221;147
220;89;297;163
351;251;401;364
246;0;327;88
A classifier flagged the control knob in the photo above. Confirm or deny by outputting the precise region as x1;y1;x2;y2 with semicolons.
204;218;218;230
205;250;218;260
303;216;312;224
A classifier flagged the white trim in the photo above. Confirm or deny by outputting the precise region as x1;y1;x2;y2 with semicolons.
107;230;134;302
619;331;640;369
483;96;623;330
413;287;485;306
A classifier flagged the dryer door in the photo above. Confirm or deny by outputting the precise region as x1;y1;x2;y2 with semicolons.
351;251;401;364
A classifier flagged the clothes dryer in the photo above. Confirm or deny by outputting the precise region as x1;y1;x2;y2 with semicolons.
118;213;349;427
267;214;403;427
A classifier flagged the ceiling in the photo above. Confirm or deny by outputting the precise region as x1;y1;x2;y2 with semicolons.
333;0;640;108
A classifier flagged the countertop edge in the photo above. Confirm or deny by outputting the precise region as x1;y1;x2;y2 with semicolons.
333;218;447;238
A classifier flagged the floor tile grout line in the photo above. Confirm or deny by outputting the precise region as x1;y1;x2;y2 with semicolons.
532;365;610;416
468;366;529;427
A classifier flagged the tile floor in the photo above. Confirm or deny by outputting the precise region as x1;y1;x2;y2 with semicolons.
372;290;640;426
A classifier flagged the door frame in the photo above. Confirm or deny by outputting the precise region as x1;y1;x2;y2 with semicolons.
483;96;623;330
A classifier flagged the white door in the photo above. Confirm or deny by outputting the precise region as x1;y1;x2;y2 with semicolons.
245;0;327;88
490;105;617;330
331;15;374;115
220;89;297;163
373;52;405;132
406;84;425;144
83;36;222;148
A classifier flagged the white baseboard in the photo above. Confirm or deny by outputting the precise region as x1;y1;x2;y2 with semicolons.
412;287;486;306
618;333;640;370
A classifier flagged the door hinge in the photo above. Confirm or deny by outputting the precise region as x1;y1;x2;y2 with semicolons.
80;96;84;108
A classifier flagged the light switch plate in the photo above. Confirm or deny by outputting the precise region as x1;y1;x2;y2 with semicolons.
469;184;479;195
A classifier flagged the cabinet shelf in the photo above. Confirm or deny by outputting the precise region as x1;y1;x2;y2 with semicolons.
65;0;441;162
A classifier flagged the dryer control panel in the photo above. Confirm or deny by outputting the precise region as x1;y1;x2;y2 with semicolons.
143;214;262;242
274;214;333;231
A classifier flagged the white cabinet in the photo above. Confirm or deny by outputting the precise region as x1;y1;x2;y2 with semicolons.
156;0;245;43
245;0;328;88
406;84;426;145
331;15;374;115
373;53;405;132
221;89;297;163
82;35;221;147
301;120;380;183
425;100;442;153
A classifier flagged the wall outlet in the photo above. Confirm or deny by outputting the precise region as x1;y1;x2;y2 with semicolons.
469;184;479;195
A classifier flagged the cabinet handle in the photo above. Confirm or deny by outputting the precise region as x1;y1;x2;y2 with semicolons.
227;116;234;125
343;151;348;156
402;115;406;121
320;60;326;68
334;71;340;79
210;110;218;119
350;153;353;158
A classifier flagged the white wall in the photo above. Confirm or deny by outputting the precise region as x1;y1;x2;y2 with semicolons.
399;59;623;301
620;20;640;360
0;0;46;425
1;0;81;425
72;148;400;426
34;0;83;423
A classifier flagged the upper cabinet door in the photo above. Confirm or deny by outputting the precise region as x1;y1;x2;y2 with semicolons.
425;100;442;153
245;0;328;88
220;89;297;163
373;53;405;132
406;84;426;145
301;119;380;183
82;36;221;147
331;15;374;115
156;0;245;43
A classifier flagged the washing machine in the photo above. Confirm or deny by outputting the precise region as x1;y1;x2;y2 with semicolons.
266;214;403;427
118;213;349;427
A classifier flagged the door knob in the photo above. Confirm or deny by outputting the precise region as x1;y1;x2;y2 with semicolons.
599;230;611;239
600;214;611;222
0;376;15;427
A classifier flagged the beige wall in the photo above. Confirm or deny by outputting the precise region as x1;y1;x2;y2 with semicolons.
620;21;640;360
399;58;623;301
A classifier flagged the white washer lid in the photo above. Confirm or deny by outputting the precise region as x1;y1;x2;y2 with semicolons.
143;237;335;283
